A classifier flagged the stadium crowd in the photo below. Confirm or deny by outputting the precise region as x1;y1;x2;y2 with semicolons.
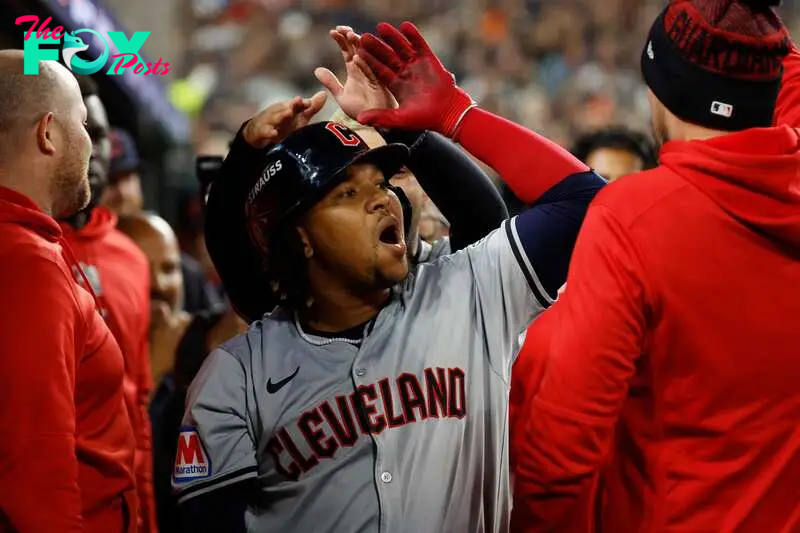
189;0;800;150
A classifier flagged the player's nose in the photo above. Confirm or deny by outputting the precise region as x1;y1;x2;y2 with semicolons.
366;186;391;214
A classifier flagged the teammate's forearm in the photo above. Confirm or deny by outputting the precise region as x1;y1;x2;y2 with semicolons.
224;123;270;181
386;130;508;251
454;108;589;204
208;125;280;320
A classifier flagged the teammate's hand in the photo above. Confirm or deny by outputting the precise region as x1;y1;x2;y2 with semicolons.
149;302;192;387
243;92;328;149
314;26;397;120
356;22;475;137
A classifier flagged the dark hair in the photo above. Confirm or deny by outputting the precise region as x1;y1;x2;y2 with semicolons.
263;221;312;312
572;127;658;170
74;73;98;98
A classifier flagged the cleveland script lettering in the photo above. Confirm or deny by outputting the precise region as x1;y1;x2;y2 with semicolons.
267;367;467;481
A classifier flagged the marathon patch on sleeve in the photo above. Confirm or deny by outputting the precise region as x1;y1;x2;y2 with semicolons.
174;426;212;484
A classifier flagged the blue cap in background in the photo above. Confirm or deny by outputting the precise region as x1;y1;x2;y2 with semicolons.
109;127;141;176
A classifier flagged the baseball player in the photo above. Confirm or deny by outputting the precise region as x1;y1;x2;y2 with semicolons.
202;26;508;325
173;23;604;533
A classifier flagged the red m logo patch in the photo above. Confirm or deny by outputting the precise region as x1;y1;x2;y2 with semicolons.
174;427;211;483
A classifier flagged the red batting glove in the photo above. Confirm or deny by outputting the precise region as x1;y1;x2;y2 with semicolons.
357;21;476;138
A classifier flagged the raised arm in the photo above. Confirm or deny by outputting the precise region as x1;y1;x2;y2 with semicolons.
357;21;605;300
357;22;592;206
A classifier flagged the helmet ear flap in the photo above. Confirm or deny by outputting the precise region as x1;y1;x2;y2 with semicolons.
387;184;413;237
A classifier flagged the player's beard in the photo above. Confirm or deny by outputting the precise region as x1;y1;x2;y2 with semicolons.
51;131;91;219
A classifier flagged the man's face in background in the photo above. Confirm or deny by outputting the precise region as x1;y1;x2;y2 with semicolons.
105;169;143;216
103;128;144;216
83;94;111;210
585;147;644;182
118;213;185;322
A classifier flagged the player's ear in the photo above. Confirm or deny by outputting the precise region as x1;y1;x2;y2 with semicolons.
36;112;57;155
295;226;313;259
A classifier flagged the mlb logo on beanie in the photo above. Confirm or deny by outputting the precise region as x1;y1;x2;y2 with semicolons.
710;101;734;118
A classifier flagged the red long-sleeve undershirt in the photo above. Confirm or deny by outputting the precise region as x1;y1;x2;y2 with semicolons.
454;108;590;204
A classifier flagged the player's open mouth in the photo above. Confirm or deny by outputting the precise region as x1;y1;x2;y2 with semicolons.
377;216;406;255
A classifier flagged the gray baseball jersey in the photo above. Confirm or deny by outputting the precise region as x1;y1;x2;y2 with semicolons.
173;217;552;533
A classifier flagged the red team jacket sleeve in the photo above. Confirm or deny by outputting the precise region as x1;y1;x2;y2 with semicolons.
511;204;650;531
454;108;590;204
775;45;800;128
0;257;84;532
508;323;549;473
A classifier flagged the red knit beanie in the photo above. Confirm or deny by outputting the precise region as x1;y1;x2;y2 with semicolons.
641;0;791;130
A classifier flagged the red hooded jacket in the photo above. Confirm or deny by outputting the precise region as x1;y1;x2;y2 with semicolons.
60;206;157;533
511;125;800;533
0;187;137;532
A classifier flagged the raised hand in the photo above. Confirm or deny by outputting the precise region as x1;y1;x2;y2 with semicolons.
357;21;475;137
242;92;328;149
314;26;397;120
149;301;192;388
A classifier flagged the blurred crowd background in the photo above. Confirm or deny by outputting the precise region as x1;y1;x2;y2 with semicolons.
178;0;800;166
176;0;800;147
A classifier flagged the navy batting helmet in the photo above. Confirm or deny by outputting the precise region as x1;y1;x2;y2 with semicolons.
204;121;411;322
245;121;410;261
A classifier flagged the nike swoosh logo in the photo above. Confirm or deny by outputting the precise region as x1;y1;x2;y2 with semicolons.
266;366;300;394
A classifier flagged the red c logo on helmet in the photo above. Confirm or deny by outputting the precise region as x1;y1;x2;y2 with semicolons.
325;122;361;146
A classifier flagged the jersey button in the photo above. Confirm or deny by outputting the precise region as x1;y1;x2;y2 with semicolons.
355;368;367;377
380;471;392;483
